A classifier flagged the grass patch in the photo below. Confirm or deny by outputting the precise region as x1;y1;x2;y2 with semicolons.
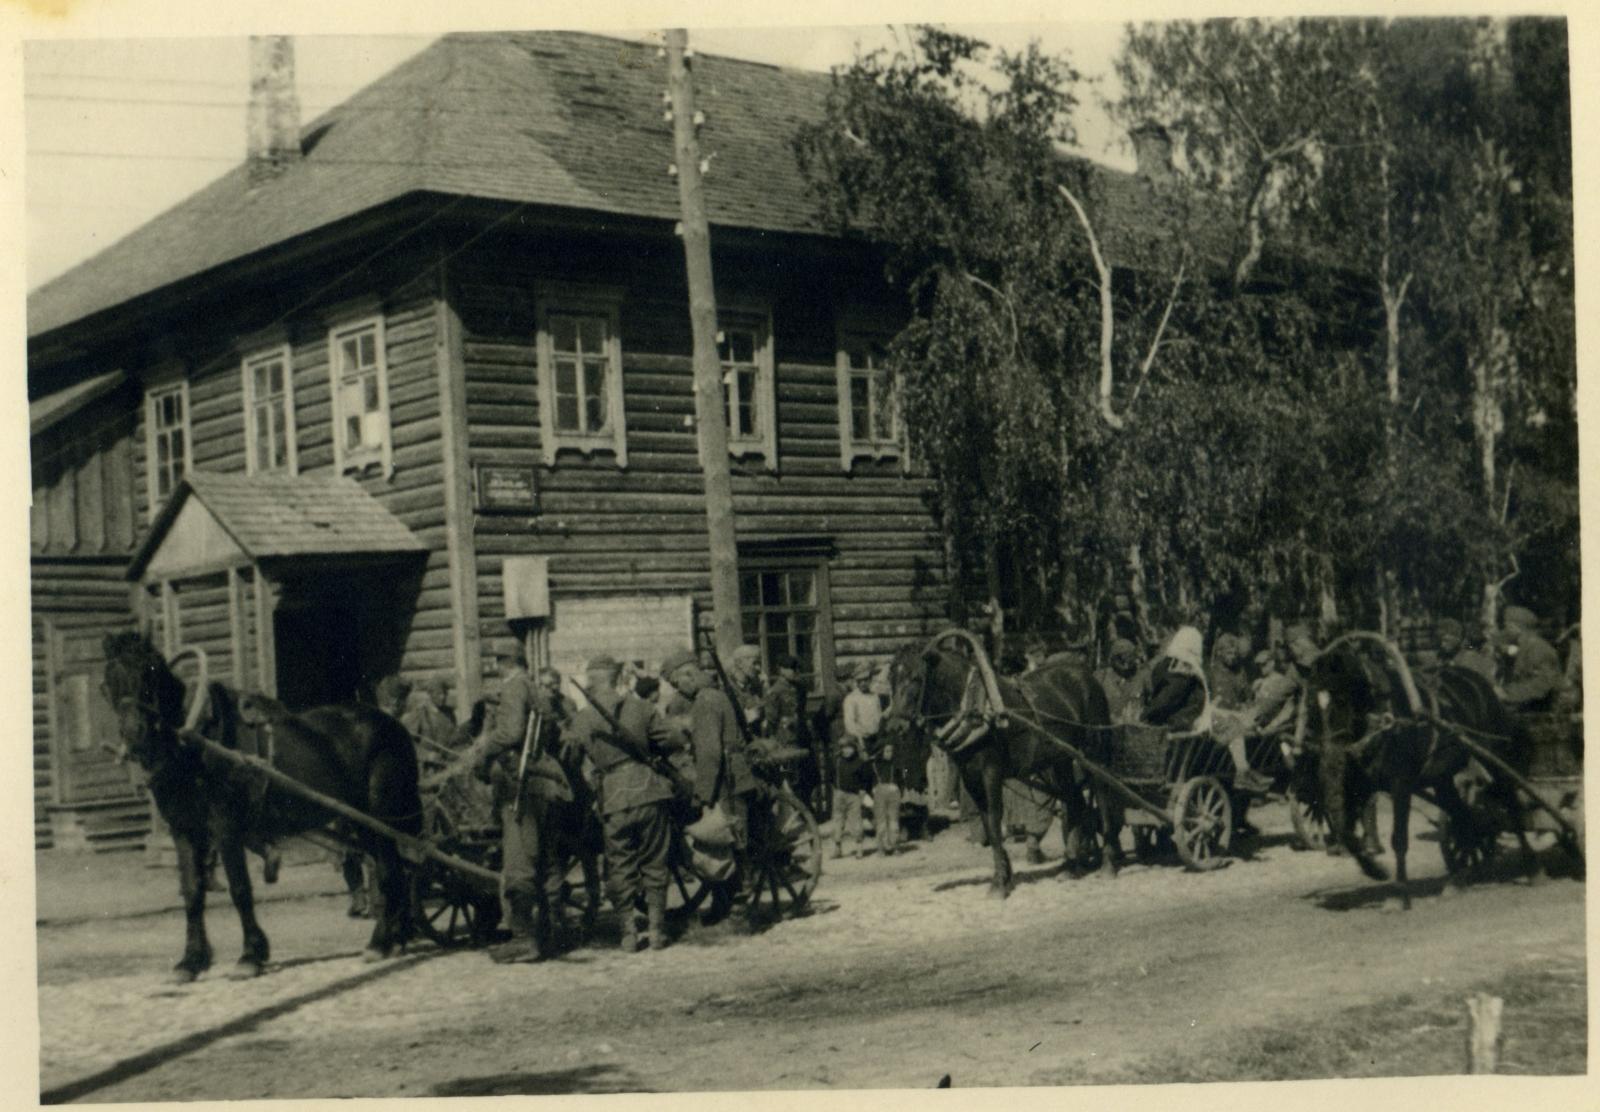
1036;955;1586;1084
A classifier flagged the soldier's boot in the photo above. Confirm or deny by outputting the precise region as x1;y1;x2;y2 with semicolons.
491;893;543;964
620;909;643;953
646;892;670;951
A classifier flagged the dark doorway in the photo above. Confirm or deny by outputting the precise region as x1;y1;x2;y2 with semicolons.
274;604;364;711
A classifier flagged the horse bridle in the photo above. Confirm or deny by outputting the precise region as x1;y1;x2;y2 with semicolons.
103;646;211;763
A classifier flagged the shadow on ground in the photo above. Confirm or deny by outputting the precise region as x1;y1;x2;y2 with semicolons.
432;1064;647;1097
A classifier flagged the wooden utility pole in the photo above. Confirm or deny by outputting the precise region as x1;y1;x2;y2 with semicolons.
666;29;743;656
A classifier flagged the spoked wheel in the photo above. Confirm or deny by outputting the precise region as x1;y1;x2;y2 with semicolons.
745;786;823;922
410;868;501;948
1287;784;1328;851
1172;776;1232;871
664;824;718;917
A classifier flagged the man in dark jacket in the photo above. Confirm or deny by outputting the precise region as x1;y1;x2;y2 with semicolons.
1498;606;1563;713
832;731;872;858
565;655;684;952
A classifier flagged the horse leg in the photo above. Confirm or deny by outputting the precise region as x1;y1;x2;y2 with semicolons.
1383;790;1412;912
1433;776;1476;897
362;839;413;961
171;831;214;982
1323;744;1387;882
219;836;270;976
1094;782;1121;879
341;850;370;918
978;758;1012;897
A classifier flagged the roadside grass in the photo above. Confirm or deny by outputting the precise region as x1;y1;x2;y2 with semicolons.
1037;955;1586;1084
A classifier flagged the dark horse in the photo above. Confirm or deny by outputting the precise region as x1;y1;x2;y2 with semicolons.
1308;635;1535;909
103;633;423;980
884;631;1117;896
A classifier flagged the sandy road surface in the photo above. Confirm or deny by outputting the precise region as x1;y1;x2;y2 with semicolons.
36;801;1585;1102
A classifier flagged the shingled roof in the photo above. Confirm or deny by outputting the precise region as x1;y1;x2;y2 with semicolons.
30;30;1186;343
128;471;426;580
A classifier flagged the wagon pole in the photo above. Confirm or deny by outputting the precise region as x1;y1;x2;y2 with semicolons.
1406;710;1585;850
178;729;502;888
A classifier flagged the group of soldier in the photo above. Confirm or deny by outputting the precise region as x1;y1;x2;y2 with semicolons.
459;638;819;964
360;600;1575;958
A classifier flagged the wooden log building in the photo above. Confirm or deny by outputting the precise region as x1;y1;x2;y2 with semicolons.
28;31;1158;851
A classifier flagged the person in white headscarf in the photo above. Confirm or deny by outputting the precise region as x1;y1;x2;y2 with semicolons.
1140;626;1211;733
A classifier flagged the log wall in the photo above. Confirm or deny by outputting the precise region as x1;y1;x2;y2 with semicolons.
453;235;949;680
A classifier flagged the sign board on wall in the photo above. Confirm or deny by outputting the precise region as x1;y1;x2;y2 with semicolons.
475;464;540;514
546;594;695;707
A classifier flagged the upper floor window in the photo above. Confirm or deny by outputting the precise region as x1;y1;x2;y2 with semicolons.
837;331;906;471
718;310;776;469
536;287;626;467
328;317;391;476
144;381;190;517
243;345;297;475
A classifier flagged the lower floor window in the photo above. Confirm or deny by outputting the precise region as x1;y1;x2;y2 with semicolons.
740;566;821;683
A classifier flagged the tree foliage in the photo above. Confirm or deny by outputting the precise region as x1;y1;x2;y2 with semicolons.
795;19;1577;646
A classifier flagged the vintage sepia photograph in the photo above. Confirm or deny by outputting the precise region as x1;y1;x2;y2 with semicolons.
20;10;1584;1104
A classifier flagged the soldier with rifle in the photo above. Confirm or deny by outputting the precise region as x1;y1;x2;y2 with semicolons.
473;638;568;963
566;656;689;953
663;646;760;924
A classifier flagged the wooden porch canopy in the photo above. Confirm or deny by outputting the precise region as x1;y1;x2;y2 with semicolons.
126;471;426;696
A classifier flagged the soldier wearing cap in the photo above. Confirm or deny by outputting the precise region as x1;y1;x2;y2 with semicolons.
1497;606;1562;713
474;638;566;962
662;647;759;922
565;655;684;952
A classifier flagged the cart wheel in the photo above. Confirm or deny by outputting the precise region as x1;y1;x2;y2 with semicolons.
1439;815;1499;878
664;825;716;917
745;786;823;921
410;868;500;948
1286;784;1328;851
1172;776;1232;871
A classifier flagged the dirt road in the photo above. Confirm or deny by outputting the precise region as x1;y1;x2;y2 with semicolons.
36;800;1585;1102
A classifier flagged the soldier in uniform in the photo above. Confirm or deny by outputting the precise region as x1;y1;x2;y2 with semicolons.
401;676;456;749
662;647;760;923
473;639;567;962
565;656;684;953
1497;606;1563;714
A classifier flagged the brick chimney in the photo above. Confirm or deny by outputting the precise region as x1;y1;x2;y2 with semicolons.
247;36;301;188
1129;121;1175;183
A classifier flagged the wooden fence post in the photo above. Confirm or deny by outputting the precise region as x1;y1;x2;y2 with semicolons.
1467;992;1503;1073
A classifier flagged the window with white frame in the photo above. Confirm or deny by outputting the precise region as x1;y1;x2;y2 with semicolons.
243;346;297;475
837;334;903;469
145;381;190;516
717;310;776;467
328;318;391;475
536;289;626;466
